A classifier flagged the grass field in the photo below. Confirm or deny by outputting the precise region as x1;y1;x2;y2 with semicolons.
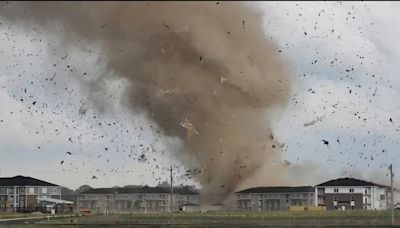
0;212;46;219
3;210;400;227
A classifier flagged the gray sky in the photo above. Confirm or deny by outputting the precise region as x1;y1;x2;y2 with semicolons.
0;2;399;190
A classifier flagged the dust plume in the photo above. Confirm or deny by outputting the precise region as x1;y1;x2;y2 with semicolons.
0;2;291;204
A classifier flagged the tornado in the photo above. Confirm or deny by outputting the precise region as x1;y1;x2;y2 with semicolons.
0;1;291;205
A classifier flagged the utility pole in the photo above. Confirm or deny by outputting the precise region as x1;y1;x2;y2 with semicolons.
170;165;173;226
389;164;395;225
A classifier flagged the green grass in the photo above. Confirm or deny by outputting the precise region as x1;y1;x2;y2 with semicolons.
3;211;400;227
0;213;43;219
113;210;400;219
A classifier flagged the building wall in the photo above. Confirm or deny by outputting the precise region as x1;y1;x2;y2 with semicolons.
236;192;315;211
78;193;199;214
0;186;61;211
325;193;363;210
316;186;393;210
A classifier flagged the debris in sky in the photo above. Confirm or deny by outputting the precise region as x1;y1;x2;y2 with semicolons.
283;160;291;166
162;23;170;30
322;140;329;146
138;154;147;163
220;77;228;84
78;105;87;115
303;115;325;127
180;118;199;137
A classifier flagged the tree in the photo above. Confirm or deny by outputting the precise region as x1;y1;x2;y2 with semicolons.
75;185;93;194
61;186;75;201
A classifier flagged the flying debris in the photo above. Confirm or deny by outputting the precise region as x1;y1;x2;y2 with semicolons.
138;154;147;163
283;160;291;166
180;118;199;137
79;105;87;115
303;115;326;127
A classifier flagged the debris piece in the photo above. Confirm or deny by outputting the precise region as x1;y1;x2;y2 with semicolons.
180;118;199;137
156;87;175;97
220;77;227;84
79;105;87;115
163;23;170;30
303;116;325;127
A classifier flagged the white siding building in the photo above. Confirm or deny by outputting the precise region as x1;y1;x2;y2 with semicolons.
315;177;400;210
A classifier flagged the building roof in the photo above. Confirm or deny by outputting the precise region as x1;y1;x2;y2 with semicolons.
316;177;388;188
80;186;198;195
235;186;314;194
37;197;74;205
0;175;58;187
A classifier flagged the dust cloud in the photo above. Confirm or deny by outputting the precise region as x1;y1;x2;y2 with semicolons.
0;1;292;205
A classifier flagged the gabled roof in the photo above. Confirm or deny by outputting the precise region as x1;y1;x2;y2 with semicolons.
0;175;58;187
235;186;314;194
80;186;198;195
316;177;388;188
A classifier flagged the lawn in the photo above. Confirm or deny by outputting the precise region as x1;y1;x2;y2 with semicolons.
3;211;400;227
0;212;45;219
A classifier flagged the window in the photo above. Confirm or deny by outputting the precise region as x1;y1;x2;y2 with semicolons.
380;194;385;200
28;188;34;194
334;188;339;193
364;198;368;203
349;188;354;193
51;188;58;194
41;188;47;194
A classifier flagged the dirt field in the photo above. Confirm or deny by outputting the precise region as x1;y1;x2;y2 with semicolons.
2;211;400;227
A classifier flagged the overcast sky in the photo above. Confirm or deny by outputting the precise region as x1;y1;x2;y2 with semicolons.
0;2;399;190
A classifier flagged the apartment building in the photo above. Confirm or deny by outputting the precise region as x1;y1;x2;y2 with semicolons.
235;186;315;211
0;175;62;212
315;177;400;210
78;185;199;214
